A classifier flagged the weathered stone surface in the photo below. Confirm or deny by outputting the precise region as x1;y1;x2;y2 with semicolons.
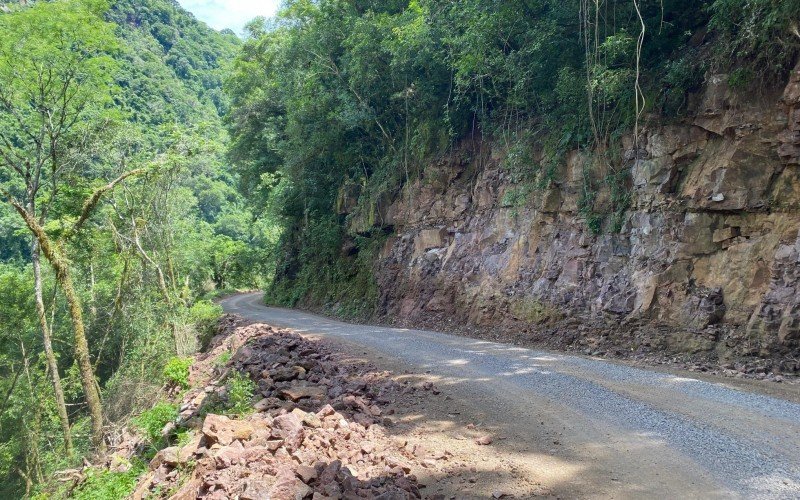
241;479;271;500
712;226;740;243
353;67;800;365
280;385;327;402
269;467;312;500
202;414;254;446
273;365;306;382
414;228;448;255
150;447;182;470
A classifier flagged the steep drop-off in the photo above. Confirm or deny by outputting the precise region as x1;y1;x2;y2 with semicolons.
337;63;800;372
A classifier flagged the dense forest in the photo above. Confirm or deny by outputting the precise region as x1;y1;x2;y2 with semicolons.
1;0;799;498
0;0;273;496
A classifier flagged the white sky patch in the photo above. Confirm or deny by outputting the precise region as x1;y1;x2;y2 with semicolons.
177;0;280;34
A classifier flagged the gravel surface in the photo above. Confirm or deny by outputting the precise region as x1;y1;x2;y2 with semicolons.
223;293;800;499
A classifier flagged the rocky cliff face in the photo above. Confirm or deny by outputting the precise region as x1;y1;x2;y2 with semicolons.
342;62;800;371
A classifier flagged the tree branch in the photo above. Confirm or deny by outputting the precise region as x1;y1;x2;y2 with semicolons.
68;167;147;237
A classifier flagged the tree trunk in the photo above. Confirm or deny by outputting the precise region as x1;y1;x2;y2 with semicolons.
32;241;74;457
54;255;105;449
16;209;105;449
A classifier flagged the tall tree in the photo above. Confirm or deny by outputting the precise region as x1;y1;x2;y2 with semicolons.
0;0;137;448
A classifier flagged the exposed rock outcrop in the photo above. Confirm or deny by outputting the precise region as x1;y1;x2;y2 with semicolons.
343;61;800;370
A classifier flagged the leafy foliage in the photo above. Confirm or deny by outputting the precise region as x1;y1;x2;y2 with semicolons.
190;300;224;349
224;372;256;417
163;357;193;389
70;460;147;500
709;0;800;82
0;0;268;496
133;402;178;444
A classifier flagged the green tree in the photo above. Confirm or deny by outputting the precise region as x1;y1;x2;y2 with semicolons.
0;0;136;449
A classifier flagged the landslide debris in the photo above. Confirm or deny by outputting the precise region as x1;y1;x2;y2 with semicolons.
128;316;451;499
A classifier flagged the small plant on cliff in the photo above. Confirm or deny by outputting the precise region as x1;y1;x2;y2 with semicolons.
225;372;255;417
70;460;146;500
133;402;178;445
214;351;232;367
606;170;632;233
163;357;193;389
500;186;530;216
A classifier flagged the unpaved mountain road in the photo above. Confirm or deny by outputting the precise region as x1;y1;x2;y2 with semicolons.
222;292;800;499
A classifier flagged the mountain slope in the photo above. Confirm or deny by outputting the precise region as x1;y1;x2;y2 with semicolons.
0;1;268;497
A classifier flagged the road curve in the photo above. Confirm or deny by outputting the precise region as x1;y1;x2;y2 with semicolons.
222;292;800;499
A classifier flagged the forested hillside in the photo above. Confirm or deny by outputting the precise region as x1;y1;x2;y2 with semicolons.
0;1;272;496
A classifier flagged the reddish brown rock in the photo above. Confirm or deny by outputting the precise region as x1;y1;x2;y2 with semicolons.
280;385;327;402
269;467;312;500
202;414;254;446
475;435;493;445
241;479;271;500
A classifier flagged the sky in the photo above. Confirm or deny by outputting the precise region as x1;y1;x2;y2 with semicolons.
177;0;280;35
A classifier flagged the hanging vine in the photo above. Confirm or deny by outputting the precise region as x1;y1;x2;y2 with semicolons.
632;0;646;149
580;0;655;151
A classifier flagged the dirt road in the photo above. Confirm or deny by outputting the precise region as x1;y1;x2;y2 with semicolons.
222;293;800;499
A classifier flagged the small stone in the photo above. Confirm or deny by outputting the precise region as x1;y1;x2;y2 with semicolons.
241;479;271;500
150;447;181;469
317;404;336;417
265;439;284;452
385;456;412;473
269;467;312;500
295;464;318;483
280;385;327;402
254;397;275;411
273;366;305;382
293;408;323;428
475;435;493;445
202;414;253;446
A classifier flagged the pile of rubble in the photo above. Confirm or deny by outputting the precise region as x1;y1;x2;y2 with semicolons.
131;317;447;499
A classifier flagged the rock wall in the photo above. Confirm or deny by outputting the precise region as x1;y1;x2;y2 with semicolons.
344;63;800;367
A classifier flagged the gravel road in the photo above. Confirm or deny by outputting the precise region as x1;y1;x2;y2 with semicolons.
222;292;800;499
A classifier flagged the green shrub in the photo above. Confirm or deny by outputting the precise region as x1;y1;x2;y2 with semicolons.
225;372;255;417
163;356;193;389
133;402;178;444
190;300;223;349
214;351;232;367
72;460;146;500
660;54;705;116
709;0;800;82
